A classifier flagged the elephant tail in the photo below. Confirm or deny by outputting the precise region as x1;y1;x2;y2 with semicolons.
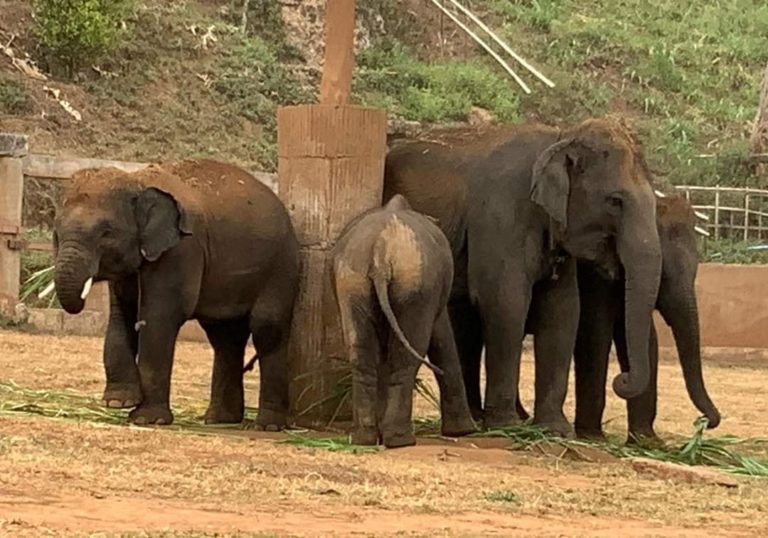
371;258;444;376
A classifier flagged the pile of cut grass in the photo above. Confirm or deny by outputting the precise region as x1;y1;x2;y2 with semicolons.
477;417;768;477
0;381;256;431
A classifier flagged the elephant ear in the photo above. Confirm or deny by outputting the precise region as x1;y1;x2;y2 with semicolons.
136;187;190;262
530;138;578;228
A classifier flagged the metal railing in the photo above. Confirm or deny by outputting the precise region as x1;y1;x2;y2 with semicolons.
674;185;768;241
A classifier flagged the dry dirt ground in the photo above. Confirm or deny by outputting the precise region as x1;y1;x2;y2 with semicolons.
1;330;768;537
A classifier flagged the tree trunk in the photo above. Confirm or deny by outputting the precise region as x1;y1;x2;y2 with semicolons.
751;62;768;183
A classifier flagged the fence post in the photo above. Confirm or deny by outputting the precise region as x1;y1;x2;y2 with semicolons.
0;133;28;315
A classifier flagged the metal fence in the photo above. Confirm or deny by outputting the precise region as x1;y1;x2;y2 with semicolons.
674;185;768;242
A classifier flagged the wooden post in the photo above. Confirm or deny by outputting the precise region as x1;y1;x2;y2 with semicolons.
319;0;356;105
0;133;28;315
278;0;388;427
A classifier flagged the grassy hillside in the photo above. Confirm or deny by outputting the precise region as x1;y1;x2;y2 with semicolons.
1;1;767;183
357;0;768;187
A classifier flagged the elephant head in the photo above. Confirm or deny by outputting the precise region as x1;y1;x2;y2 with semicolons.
655;196;721;428
53;166;192;314
531;118;662;400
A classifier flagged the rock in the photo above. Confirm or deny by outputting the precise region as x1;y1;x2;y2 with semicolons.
13;302;29;324
468;107;495;127
629;457;739;488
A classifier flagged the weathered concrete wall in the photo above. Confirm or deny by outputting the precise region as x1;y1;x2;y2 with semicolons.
655;263;768;349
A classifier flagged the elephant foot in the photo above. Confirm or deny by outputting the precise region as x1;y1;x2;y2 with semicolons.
383;428;416;449
255;407;287;432
129;404;173;426
575;427;606;442
515;398;531;422
203;405;244;425
102;383;142;409
535;419;575;439
469;405;484;424
441;416;479;438
482;407;522;430
351;426;380;446
627;430;664;449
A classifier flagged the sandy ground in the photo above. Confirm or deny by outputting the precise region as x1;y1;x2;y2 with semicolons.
1;330;768;537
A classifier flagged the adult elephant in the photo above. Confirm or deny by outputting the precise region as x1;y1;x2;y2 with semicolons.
53;159;299;428
573;194;721;442
384;118;662;434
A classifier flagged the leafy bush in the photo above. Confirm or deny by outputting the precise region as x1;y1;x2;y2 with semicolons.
355;40;520;123
0;74;31;114
33;0;133;76
700;239;768;265
213;37;310;131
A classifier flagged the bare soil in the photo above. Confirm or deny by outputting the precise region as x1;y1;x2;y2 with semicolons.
1;330;768;537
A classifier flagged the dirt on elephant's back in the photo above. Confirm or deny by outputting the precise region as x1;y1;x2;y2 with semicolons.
1;331;767;537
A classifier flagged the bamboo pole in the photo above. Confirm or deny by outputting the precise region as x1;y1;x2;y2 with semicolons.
443;0;555;88
428;0;531;94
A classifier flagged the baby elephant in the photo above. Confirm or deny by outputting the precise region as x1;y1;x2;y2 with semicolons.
332;195;477;448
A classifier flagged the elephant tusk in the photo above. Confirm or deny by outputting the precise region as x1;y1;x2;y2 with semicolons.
38;281;56;299
694;226;711;237
135;320;147;332
80;277;93;300
654;189;666;198
694;210;710;221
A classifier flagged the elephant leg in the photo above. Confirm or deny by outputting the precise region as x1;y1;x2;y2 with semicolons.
477;276;531;430
102;276;142;408
529;261;578;437
201;317;250;424
573;269;617;440
515;396;531;421
250;317;291;432
381;307;433;448
338;303;381;445
428;308;477;437
128;257;195;426
617;323;660;445
129;305;184;426
448;295;484;422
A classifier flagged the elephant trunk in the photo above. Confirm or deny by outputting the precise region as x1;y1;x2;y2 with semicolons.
612;208;662;400
54;242;96;315
658;285;721;428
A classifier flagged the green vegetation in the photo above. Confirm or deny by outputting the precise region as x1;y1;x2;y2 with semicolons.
212;36;311;169
483;0;768;187
0;381;258;430
20;228;56;308
700;239;768;264
280;432;380;454
475;417;768;477
33;0;134;77
355;40;520;123
0;74;30;114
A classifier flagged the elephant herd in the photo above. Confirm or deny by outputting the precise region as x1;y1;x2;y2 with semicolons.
51;116;720;448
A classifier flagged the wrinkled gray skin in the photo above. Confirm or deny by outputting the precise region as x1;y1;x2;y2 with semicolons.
53;159;299;429
331;195;477;447
384;119;662;435
571;194;721;443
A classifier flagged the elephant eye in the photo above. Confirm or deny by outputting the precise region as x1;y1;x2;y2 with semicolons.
606;194;623;213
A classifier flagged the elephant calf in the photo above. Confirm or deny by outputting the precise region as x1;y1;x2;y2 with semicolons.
54;159;299;428
332;195;476;447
